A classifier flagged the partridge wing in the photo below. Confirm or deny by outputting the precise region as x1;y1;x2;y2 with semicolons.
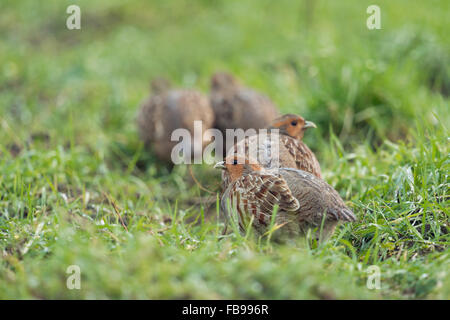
280;168;356;222
281;136;322;178
242;173;300;224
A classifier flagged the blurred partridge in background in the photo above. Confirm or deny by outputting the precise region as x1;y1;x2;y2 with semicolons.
137;78;215;163
210;72;280;151
215;156;355;241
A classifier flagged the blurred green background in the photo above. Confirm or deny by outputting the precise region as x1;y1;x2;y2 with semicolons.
0;0;448;299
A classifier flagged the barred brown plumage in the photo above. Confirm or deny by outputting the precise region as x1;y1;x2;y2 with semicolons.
215;155;356;241
220;114;322;194
267;114;322;178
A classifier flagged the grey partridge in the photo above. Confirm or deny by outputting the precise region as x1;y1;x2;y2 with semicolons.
210;72;280;141
214;155;355;241
267;114;322;178
137;78;170;144
137;78;215;162
220;113;322;193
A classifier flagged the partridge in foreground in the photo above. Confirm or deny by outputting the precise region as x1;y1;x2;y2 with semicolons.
210;72;279;142
214;155;356;241
137;78;215;162
221;113;322;193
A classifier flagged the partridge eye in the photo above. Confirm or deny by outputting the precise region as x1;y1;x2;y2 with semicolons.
233;159;238;165
291;120;298;126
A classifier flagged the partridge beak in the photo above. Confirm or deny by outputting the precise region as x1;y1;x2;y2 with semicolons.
214;161;226;170
304;120;317;129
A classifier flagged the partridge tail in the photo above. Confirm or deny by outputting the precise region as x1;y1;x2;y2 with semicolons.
340;208;357;222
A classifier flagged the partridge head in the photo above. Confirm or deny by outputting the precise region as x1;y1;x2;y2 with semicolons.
150;77;171;95
211;72;239;92
268;113;317;140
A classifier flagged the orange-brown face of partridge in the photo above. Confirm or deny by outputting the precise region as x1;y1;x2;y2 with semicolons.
214;155;262;182
269;114;316;140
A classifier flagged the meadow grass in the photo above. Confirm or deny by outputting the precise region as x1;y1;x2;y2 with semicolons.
0;0;448;299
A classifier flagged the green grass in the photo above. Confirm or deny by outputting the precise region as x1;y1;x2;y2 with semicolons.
0;0;449;299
